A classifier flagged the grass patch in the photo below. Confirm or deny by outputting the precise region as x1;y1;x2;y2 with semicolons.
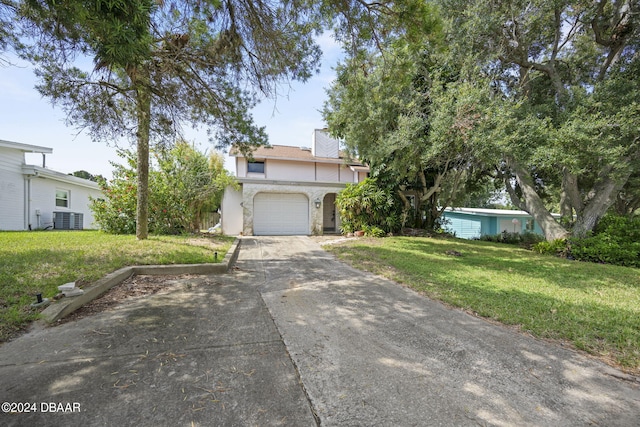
326;236;640;374
0;230;234;342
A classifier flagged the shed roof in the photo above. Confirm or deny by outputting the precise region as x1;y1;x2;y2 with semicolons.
0;139;53;154
445;207;560;218
22;165;101;190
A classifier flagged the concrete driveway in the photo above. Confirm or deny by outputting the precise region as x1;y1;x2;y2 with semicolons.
245;236;640;426
1;236;639;426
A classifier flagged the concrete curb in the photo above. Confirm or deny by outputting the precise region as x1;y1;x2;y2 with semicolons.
40;237;241;324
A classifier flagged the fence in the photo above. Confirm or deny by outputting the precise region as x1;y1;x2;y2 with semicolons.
200;211;221;230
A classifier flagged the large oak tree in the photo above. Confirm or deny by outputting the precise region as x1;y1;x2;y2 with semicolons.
327;0;640;240
442;0;640;239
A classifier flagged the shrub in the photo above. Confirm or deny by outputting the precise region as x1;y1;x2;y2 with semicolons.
91;144;234;235
91;154;138;234
337;178;400;234
566;214;640;267
569;234;640;267
532;239;569;256
362;225;386;237
593;214;640;243
532;214;640;268
480;231;545;247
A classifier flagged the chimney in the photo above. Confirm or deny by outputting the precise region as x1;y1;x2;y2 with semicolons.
311;129;339;158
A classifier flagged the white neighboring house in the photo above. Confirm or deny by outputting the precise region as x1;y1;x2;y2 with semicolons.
222;129;369;236
0;140;102;231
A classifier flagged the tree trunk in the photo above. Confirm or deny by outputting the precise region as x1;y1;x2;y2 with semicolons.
396;189;412;230
414;195;424;228
559;167;581;222
571;172;630;238
506;157;569;241
134;72;152;240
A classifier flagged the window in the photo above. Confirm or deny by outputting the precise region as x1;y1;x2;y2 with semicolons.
526;218;535;231
248;161;265;174
56;189;69;208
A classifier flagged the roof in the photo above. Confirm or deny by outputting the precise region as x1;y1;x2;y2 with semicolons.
230;144;366;167
349;165;370;173
22;165;101;190
445;207;561;218
0;139;53;154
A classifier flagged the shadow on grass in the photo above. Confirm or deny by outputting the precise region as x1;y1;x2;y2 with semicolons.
328;237;640;371
390;237;640;291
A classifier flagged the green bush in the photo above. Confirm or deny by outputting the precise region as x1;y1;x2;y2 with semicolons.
532;214;640;268
569;234;640;267
362;225;386;237
479;231;545;247
91;144;234;235
567;214;640;267
336;178;400;234
593;214;640;242
91;154;138;234
532;239;569;256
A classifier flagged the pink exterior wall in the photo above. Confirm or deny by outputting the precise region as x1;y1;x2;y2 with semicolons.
266;160;315;181
339;165;355;183
235;156;363;184
316;163;340;182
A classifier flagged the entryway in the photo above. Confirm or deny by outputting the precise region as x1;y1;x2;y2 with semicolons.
322;193;338;233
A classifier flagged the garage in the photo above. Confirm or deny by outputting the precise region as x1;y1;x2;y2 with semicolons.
253;193;309;235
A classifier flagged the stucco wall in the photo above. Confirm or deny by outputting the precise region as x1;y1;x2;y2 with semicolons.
236;157;248;177
236;155;362;185
221;185;243;235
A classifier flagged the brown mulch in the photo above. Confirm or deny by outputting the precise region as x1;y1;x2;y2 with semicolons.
55;274;202;325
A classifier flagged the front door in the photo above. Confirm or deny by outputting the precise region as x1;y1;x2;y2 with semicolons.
323;193;337;233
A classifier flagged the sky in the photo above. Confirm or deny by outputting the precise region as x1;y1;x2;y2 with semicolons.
0;33;343;179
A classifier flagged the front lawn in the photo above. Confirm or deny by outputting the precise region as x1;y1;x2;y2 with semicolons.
0;231;234;342
325;236;640;374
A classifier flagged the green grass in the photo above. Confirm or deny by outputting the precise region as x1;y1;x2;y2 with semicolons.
0;230;235;342
326;236;640;374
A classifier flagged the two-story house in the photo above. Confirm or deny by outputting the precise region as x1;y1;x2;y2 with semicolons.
0;139;102;230
221;129;369;236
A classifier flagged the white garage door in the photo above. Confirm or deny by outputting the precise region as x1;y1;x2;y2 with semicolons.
253;193;309;235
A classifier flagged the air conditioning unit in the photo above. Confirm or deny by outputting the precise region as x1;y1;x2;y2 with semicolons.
53;212;84;230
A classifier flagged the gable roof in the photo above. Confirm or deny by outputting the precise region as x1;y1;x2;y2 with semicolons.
230;144;366;166
0;139;53;154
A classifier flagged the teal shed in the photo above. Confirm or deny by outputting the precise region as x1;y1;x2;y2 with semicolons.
441;208;554;240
